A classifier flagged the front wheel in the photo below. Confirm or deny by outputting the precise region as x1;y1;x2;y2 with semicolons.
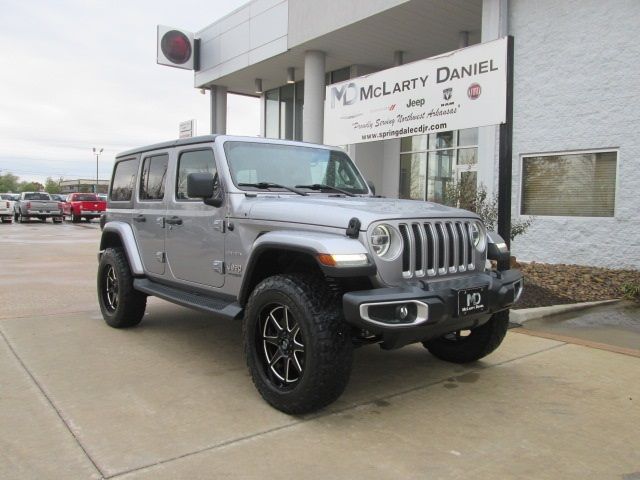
97;247;147;328
243;274;353;414
422;310;509;364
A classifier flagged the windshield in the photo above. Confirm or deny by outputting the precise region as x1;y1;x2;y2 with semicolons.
224;142;368;194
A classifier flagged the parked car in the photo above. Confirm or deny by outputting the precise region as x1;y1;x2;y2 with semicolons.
0;193;16;223
14;192;63;223
98;135;523;414
51;194;67;203
63;193;106;222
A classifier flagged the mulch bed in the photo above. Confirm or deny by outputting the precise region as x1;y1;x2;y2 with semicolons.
512;261;640;310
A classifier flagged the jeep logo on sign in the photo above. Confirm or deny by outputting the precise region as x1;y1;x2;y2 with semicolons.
331;83;358;108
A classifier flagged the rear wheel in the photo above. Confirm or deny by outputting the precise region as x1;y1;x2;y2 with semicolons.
72;213;80;223
422;311;509;363
97;247;146;328
19;212;27;223
244;274;353;414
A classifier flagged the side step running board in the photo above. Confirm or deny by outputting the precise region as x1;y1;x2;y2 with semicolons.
133;278;243;320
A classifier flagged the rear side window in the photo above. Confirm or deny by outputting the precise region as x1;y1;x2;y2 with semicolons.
176;149;217;200
111;159;138;201
140;154;169;201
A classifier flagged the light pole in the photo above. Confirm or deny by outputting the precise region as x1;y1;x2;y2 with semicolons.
93;147;103;193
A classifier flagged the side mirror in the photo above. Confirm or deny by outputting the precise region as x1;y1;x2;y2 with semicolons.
367;180;376;195
187;172;223;207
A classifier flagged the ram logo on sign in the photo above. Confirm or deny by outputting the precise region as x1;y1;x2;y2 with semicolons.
324;37;508;146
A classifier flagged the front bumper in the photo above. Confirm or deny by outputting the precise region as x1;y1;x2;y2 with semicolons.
343;269;523;349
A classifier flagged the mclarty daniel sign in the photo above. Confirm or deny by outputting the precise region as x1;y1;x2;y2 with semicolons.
323;37;507;146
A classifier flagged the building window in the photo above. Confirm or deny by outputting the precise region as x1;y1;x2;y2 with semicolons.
265;89;279;139
264;67;352;140
264;82;304;140
399;128;478;203
521;151;617;217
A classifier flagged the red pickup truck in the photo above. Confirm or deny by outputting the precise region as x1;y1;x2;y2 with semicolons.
63;193;106;223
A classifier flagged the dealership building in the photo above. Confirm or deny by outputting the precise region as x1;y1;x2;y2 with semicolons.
187;0;639;269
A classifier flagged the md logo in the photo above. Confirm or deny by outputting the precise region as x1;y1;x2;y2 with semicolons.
331;83;358;108
466;292;482;307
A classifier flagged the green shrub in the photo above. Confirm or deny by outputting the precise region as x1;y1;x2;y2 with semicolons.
443;179;534;241
621;283;640;302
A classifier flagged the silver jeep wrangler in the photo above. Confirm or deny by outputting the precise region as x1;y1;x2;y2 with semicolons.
98;135;523;414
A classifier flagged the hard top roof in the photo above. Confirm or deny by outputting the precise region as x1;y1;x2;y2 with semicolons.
116;135;219;159
115;134;337;160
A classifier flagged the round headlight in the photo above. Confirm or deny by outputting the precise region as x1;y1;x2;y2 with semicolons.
371;224;391;257
469;222;484;248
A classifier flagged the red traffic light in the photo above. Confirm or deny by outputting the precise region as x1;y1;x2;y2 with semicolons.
161;30;192;65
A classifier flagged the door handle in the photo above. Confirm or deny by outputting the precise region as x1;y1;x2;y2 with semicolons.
166;216;183;226
133;214;146;223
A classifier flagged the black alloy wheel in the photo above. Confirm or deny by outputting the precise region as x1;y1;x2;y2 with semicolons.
257;303;305;388
243;274;353;414
103;264;119;313
97;247;146;328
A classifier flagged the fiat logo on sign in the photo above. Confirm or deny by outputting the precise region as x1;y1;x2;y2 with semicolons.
467;83;482;100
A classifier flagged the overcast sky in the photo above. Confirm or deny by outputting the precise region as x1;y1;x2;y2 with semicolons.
0;0;260;184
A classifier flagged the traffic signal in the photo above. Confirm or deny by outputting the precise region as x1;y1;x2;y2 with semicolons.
157;25;199;70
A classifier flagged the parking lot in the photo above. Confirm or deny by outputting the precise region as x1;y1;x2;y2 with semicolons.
1;221;639;479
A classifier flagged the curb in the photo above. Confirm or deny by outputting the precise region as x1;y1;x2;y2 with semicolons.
510;299;620;325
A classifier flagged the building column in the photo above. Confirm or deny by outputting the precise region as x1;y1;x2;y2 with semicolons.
303;50;325;143
477;0;507;195
210;86;227;134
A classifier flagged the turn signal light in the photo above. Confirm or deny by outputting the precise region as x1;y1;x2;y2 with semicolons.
317;253;368;267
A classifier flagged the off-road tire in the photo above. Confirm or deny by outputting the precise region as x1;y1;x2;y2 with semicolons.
422;310;509;363
97;247;146;328
243;274;353;414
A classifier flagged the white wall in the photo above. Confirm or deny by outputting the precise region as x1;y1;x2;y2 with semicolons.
287;0;407;47
195;0;289;87
509;0;640;268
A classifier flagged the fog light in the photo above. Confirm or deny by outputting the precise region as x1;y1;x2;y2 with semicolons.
360;300;429;327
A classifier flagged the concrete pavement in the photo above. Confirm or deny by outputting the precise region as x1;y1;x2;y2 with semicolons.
1;221;639;479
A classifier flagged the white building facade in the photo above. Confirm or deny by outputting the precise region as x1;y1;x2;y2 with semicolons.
193;0;640;269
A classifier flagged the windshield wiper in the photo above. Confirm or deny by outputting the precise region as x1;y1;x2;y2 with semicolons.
294;183;355;197
238;182;308;196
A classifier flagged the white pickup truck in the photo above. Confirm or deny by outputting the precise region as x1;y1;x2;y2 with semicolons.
0;193;16;223
14;192;64;223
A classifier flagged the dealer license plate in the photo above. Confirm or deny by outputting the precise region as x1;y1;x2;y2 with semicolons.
457;286;488;316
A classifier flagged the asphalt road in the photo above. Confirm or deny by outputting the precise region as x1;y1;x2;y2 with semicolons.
1;221;639;479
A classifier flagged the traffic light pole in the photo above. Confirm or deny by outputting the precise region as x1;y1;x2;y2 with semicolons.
497;35;514;271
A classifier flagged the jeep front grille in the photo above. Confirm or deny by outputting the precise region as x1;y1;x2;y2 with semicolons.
398;220;479;278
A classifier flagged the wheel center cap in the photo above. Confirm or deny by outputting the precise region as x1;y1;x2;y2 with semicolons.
281;338;290;350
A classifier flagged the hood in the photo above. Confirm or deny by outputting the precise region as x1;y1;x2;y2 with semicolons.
247;195;479;230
